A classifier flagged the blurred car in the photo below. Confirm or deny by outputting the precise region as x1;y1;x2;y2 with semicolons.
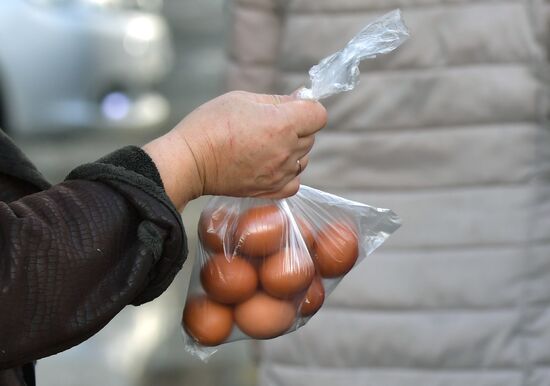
0;0;174;135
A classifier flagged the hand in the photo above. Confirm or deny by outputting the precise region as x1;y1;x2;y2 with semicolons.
143;91;327;209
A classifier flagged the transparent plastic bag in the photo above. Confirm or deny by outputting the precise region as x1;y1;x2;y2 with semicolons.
181;186;401;360
297;9;410;100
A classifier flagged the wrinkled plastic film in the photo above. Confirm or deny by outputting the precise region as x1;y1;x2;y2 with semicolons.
181;185;401;360
297;9;409;100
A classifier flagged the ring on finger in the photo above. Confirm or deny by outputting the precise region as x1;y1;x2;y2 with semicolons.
296;159;302;175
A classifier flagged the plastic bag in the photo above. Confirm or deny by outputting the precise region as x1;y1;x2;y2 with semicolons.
182;186;401;360
297;9;410;100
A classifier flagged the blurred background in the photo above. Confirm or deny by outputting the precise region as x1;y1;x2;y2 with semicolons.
3;0;256;385
4;1;544;386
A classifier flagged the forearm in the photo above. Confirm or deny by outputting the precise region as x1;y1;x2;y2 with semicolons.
0;149;187;369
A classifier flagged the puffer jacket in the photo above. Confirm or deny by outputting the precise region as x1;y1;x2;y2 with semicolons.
226;1;550;385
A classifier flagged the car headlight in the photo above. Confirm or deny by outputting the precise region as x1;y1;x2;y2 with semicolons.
123;15;162;56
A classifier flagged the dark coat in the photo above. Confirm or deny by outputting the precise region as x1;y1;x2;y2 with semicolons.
0;130;187;385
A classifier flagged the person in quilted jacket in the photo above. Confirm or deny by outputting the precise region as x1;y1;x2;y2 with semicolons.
226;1;550;385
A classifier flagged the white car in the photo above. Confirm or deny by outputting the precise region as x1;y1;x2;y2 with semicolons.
0;0;174;135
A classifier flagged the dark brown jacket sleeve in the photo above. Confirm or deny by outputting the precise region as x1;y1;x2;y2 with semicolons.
0;146;187;370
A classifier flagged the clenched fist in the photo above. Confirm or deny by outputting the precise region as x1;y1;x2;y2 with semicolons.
143;91;327;209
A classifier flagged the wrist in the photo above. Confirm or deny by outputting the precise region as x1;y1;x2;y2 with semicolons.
142;132;203;210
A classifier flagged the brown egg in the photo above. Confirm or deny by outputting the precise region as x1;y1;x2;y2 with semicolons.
200;254;258;304
314;222;359;278
296;217;316;254
234;205;286;258
198;208;236;254
259;248;315;299
299;275;325;317
234;292;296;339
182;295;233;346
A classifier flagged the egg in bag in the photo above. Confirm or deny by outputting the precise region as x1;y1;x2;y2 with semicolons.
181;8;408;361
181;185;401;360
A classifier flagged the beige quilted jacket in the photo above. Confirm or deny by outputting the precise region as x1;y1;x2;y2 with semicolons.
226;1;550;385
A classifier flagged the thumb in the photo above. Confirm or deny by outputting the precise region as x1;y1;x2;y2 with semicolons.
274;98;328;137
251;93;296;105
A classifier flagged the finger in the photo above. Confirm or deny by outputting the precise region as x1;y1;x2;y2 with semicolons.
253;154;309;199
256;176;301;199
288;155;308;179
252;93;296;105
279;155;308;185
296;135;315;155
277;100;328;137
296;154;309;175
